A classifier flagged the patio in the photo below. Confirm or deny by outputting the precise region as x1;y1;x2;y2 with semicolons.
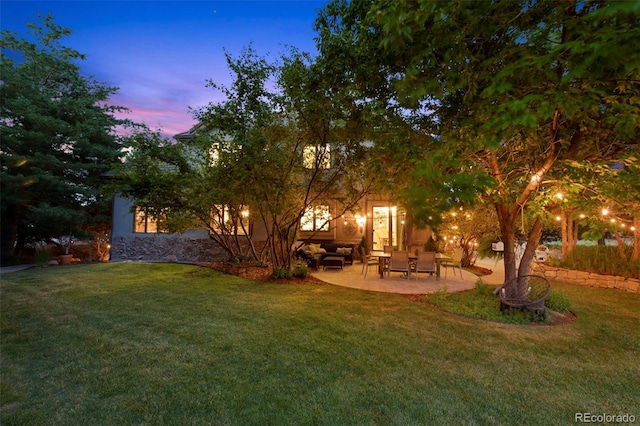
311;257;505;294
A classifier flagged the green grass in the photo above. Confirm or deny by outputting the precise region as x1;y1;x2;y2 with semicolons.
424;282;534;324
424;281;573;325
2;263;639;424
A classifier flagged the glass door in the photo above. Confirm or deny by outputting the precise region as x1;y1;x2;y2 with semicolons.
372;206;398;250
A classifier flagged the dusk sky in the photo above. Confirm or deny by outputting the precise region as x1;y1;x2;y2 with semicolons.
1;1;327;137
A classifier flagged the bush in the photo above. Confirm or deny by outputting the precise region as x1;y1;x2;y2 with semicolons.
546;290;572;313
271;267;292;280
292;260;310;278
475;279;489;295
34;247;52;268
552;246;640;278
424;237;442;253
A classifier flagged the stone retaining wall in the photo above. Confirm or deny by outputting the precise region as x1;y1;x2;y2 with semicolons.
535;263;639;293
110;235;228;263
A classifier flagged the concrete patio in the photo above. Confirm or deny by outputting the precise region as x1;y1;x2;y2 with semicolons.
311;257;506;294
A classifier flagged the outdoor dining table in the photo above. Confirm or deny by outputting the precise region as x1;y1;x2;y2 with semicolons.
369;251;450;280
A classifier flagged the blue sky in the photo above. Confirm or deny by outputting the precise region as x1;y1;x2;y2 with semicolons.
1;1;326;136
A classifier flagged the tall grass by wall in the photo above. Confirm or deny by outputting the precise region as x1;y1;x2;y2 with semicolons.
550;245;640;279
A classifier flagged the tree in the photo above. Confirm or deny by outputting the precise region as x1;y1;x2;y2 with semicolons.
439;203;500;268
315;0;640;289
1;15;127;261
116;47;381;273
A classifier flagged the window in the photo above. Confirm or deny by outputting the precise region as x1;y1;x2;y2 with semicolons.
134;207;167;233
301;205;330;232
210;205;250;235
209;140;241;167
303;145;331;169
209;143;219;166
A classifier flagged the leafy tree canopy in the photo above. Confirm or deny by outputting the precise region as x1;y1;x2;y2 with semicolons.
116;46;384;271
315;0;640;281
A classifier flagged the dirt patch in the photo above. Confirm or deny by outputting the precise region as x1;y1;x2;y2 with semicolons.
466;265;493;276
547;309;577;325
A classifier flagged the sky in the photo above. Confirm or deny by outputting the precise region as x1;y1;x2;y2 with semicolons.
1;0;327;137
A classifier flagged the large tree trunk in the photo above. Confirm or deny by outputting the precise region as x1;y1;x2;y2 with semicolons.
495;203;517;283
497;218;544;298
613;230;628;260
0;206;19;262
518;218;544;279
560;210;578;259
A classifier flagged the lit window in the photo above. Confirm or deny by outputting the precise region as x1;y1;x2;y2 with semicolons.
209;143;219;166
301;205;330;232
134;207;167;233
303;145;331;169
210;205;249;235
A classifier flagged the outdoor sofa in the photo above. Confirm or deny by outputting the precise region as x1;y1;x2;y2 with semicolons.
296;242;355;270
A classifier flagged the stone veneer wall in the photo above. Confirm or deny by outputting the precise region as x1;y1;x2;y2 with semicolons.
110;235;228;263
535;263;639;293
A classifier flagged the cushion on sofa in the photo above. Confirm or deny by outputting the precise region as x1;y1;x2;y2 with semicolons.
308;243;321;254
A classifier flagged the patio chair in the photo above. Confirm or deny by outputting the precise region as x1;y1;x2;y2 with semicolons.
359;246;379;278
381;245;395;271
441;248;464;280
386;250;410;278
413;251;436;280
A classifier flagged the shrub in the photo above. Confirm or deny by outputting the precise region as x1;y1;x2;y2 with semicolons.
424;237;442;253
34;247;52;268
555;246;640;278
292;260;310;278
475;279;489;295
271;267;292;280
546;290;571;313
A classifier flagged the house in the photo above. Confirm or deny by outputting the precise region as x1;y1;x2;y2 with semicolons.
110;126;434;263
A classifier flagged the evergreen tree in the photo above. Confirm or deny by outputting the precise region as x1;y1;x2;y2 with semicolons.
1;15;127;261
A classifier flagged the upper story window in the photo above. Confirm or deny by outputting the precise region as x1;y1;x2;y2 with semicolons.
209;140;241;167
303;145;331;169
134;207;168;234
210;205;250;235
300;205;330;232
209;143;219;166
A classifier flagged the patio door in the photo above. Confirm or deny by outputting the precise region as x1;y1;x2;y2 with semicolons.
372;206;398;250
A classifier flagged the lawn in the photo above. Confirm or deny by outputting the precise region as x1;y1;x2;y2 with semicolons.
1;263;639;424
